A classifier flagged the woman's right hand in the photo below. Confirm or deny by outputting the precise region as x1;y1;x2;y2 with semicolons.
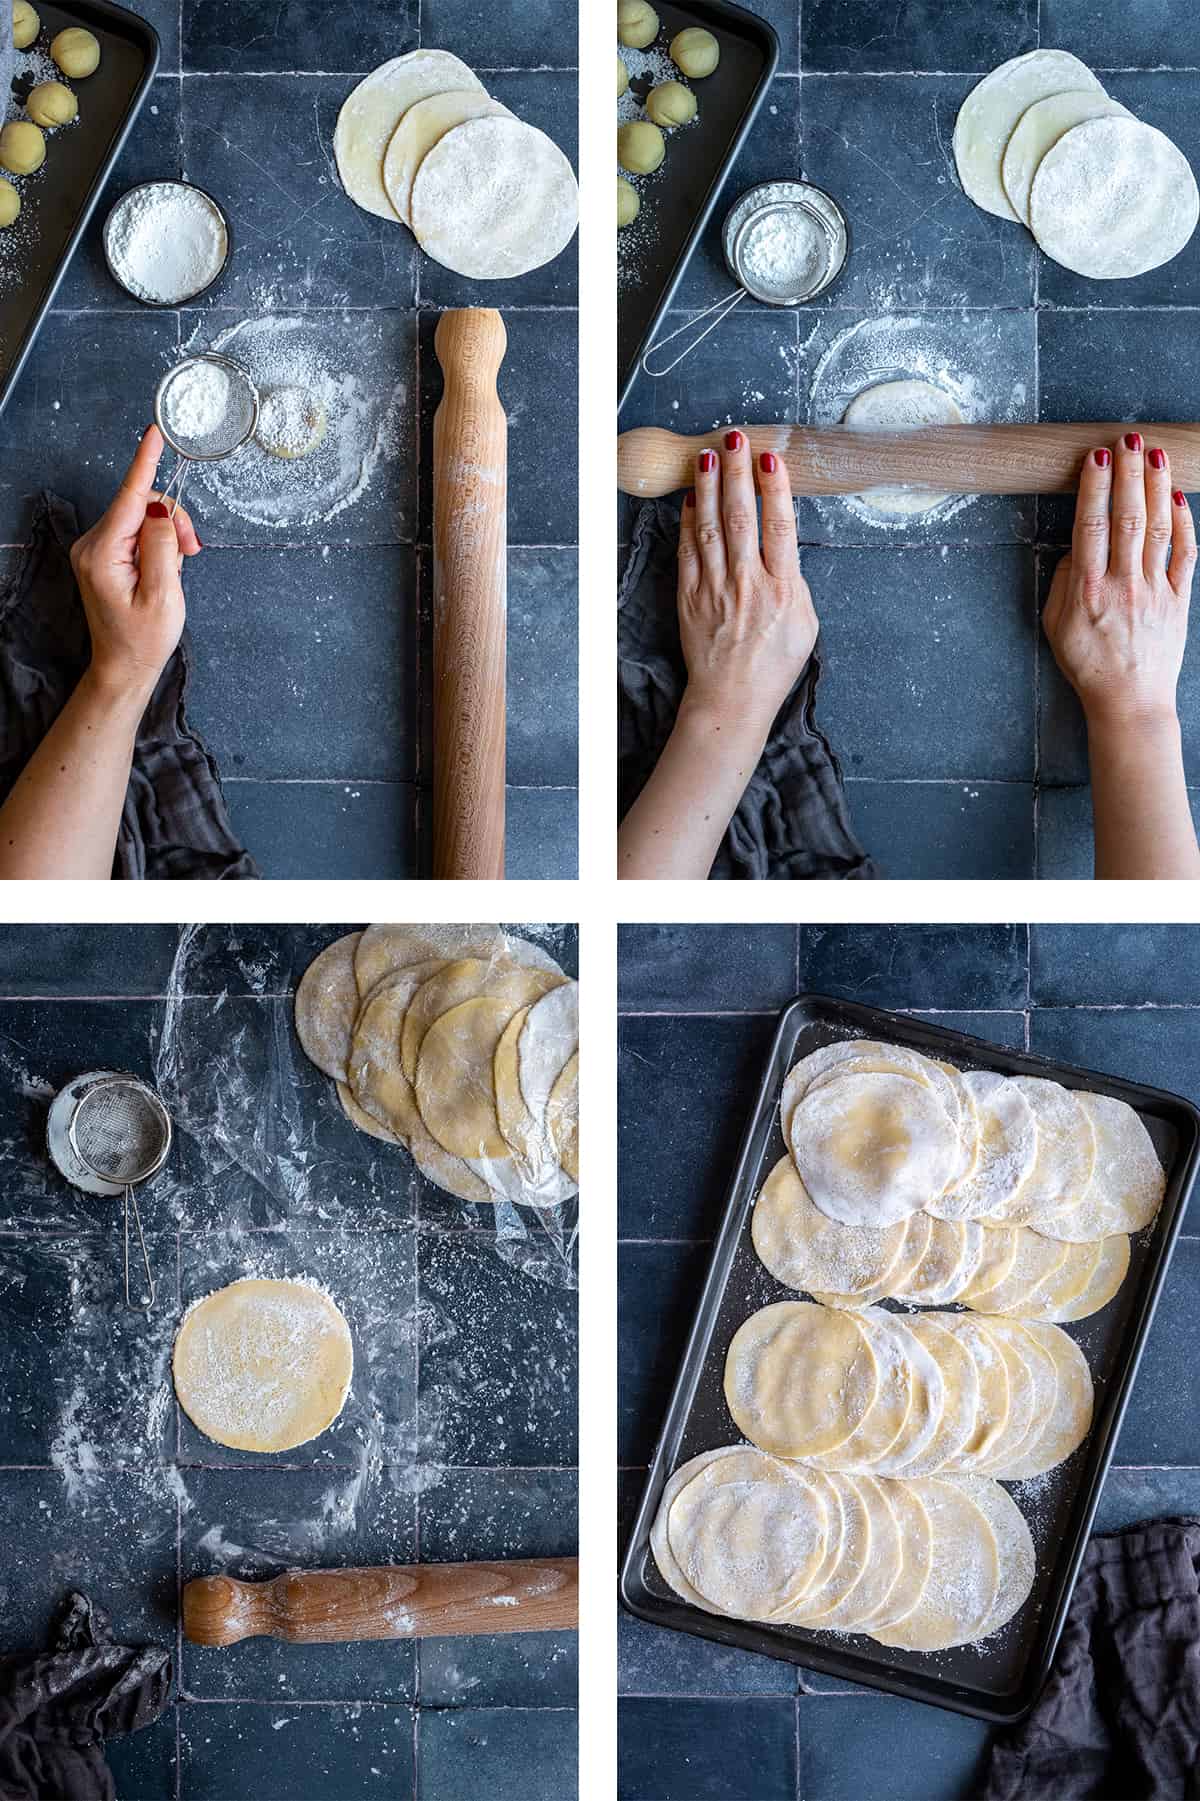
676;430;818;737
1043;431;1196;731
70;423;202;704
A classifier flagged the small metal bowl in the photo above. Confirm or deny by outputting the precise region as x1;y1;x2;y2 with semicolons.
721;180;849;305
102;179;233;307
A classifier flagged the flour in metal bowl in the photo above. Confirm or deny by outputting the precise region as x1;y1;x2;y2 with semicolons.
103;180;230;305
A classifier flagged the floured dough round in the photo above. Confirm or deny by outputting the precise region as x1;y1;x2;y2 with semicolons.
1001;89;1129;225
931;1071;1037;1221
966;1225;1068;1313
294;931;362;1081
416;994;523;1161
355;924;561;997
803;1307;914;1470
668;1449;828;1619
334;51;485;222
811;1210;934;1310
946;1475;1035;1639
173;1278;353;1453
348;960;444;1141
868;1478;933;1632
651;1447;735;1612
873;1477;999;1651
751;1155;907;1297
947;1314;1011;1466
788;1473;872;1625
546;1051;579;1182
724;1300;877;1459
996;1078;1096;1228
383;89;511;227
1066;1093;1165;1237
1030;115;1200;279
890;1314;979;1477
842;378;963;516
337;1079;400;1145
790;1070;959;1227
953;49;1104;222
1057;1231;1130;1322
1005;1320;1093;1478
496;982;579;1173
977;1319;1058;1474
798;1473;901;1630
411;115;579;279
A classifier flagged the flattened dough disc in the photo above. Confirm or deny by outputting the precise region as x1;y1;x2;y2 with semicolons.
334;51;485;223
953;49;1104;222
1030;115;1200;279
546;1051;579;1182
873;1476;999;1651
383;89;510;226
668;1450;828;1620
1001;89;1129;225
931;1071;1037;1222
411;114;579;279
355;924;561;997
724;1300;878;1460
416;994;520;1161
294;932;362;1082
751;1154;907;1297
842;378;963;517
173;1278;353;1453
790;1069;958;1227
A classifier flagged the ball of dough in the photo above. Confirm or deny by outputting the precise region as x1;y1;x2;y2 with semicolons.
618;0;658;49
617;53;629;97
0;178;20;226
256;385;328;459
646;79;696;127
12;1;38;49
617;175;639;228
618;118;664;175
671;27;719;77
27;81;77;128
51;26;100;78
0;120;44;174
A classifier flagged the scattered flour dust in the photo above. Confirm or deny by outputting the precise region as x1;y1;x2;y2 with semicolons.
0;46;81;295
185;313;405;530
617;44;698;294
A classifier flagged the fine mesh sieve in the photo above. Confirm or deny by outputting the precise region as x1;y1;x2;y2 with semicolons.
65;1075;171;1311
153;351;260;517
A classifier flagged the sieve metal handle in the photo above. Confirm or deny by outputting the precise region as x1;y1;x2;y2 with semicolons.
640;287;747;379
159;458;190;521
124;1184;155;1311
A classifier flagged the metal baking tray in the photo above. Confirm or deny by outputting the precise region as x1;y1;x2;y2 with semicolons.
618;0;778;412
620;995;1200;1723
0;0;159;416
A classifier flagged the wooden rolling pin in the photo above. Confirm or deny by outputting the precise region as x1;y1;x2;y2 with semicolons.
183;1558;578;1647
432;309;508;880
618;422;1200;498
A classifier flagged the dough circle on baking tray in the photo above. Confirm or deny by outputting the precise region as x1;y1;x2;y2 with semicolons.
1030;115;1200;279
790;1069;959;1227
724;1300;878;1459
173;1278;353;1453
334;51;485;222
410;114;579;279
953;48;1104;221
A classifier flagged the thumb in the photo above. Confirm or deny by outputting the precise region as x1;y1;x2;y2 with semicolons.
137;502;184;596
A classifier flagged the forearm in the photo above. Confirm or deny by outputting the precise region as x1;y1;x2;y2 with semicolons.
618;695;769;879
0;668;149;879
1086;709;1200;880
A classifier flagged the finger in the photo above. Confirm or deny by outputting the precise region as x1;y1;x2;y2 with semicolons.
1143;445;1174;577
693;446;726;588
676;489;701;595
1169;487;1198;603
756;450;799;579
147;491;202;557
1110;430;1146;579
103;424;167;538
719;429;759;570
1071;447;1112;581
136;506;184;600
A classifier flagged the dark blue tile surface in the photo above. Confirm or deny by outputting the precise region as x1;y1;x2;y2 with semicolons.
1093;1466;1200;1535
224;780;422;879
420;0;579;69
418;1706;577;1801
180;1703;415;1800
106;1712;178;1801
617;924;796;1012
1113;1238;1200;1466
503;786;579;880
619;1241;711;1466
1041;0;1200;69
803;0;1035;71
182;0;418;72
846;780;1035;879
1032;925;1200;1006
618;1697;797;1799
133;0;181;71
1033;785;1101;881
794;924;1029;1009
618;307;799;438
0;923;178;993
795;1693;992;1799
506;550;580;787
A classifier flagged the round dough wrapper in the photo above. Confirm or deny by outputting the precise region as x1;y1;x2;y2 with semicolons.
994;1077;1096;1228
888;1314;979;1478
668;1449;829;1619
842;378;964;518
355;924;562;997
515;982;579;1157
348;960;445;1139
411;115;579;280
402;958;560;1082
781;1038;951;1142
810;1208;934;1310
931;1071;1037;1221
890;1215;973;1303
946;1314;1011;1466
416;995;521;1161
787;1473;875;1627
965;1223;1020;1298
873;1477;1000;1651
294;931;363;1082
1056;1231;1130;1323
790;1069;959;1227
944;1475;1035;1640
968;1320;1036;1473
966;1224;1069;1313
976;1318;1058;1475
173;1278;353;1453
334;51;484;222
336;1079;400;1145
383;89;510;227
867;1477;934;1632
1004;1320;1093;1478
858;1309;945;1476
751;1154;907;1298
724;1300;877;1460
1064;1093;1166;1238
409;1116;497;1206
953;49;1104;222
1001;89;1128;225
802;1473;902;1631
546;1051;579;1182
651;1447;738;1611
1031;114;1200;279
1022;1238;1105;1321
803;1306;913;1471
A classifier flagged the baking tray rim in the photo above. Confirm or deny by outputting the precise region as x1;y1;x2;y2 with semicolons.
617;0;780;414
0;0;161;419
619;991;1200;1724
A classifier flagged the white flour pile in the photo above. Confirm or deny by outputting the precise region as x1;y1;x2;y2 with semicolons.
161;358;239;448
104;182;228;304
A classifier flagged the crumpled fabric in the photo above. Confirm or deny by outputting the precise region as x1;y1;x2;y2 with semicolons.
618;497;876;880
0;492;257;879
0;1592;173;1801
984;1516;1200;1801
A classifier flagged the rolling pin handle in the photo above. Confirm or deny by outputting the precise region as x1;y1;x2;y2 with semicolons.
640;287;746;378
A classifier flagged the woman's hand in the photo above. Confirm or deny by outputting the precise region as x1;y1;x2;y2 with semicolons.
70;423;202;705
1043;431;1196;730
677;431;818;735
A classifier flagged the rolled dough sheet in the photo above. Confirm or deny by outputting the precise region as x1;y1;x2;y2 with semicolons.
334;51;485;223
1030;114;1200;279
954;48;1104;222
842;378;964;517
411;114;579;279
1001;89;1128;226
383;88;510;226
294;931;362;1082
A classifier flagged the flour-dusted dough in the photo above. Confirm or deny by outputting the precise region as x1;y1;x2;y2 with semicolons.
294;931;363;1082
994;1077;1096;1228
930;1071;1037;1221
546;1051;579;1182
1031;115;1200;279
889;1314;979;1478
966;1223;1068;1313
335;51;485;223
724;1300;878;1459
1064;1092;1166;1238
751;1154;908;1297
348;959;446;1141
1001;89;1129;225
946;1475;1035;1640
337;1079;401;1144
873;1477;1000;1651
1057;1231;1130;1322
173;1278;353;1453
810;1210;934;1309
790;1069;959;1227
496;981;579;1173
410;114;579;280
1004;1319;1093;1478
402;958;561;1082
416;994;524;1162
842;378;964;517
953;49;1104;222
798;1473;902;1630
668;1449;829;1620
355;924;562;996
382;88;511;227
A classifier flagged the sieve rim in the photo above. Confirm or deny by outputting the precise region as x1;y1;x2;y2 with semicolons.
102;180;234;309
67;1076;173;1187
154;350;261;461
722;180;850;307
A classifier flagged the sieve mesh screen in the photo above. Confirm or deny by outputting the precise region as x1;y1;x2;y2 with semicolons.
71;1083;170;1184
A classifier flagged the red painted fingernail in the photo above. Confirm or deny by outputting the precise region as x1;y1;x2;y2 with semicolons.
699;450;716;472
1175;490;1187;507
1150;447;1166;470
1125;432;1142;452
1094;448;1111;467
146;501;169;519
684;488;695;508
724;430;743;451
760;451;777;473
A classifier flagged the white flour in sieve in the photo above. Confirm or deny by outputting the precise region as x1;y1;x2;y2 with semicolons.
105;183;228;304
161;359;238;446
741;208;828;297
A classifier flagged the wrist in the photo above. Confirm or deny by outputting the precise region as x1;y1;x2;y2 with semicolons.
1085;699;1180;747
81;660;159;716
678;684;776;750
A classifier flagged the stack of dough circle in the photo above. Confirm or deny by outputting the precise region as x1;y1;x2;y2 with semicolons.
295;926;579;1207
954;48;1199;279
335;50;578;279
